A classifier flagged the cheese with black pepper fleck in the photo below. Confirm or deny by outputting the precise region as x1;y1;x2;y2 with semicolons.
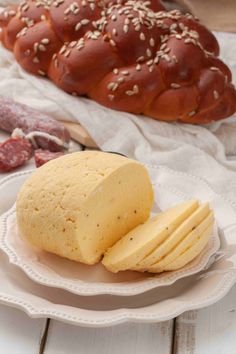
16;151;154;265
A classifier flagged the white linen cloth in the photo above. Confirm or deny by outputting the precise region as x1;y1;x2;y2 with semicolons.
0;25;236;202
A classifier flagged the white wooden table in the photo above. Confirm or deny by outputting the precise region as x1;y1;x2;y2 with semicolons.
1;285;236;354
1;138;236;354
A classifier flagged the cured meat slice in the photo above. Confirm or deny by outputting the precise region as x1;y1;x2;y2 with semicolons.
0;97;70;151
0;137;32;172
34;149;65;167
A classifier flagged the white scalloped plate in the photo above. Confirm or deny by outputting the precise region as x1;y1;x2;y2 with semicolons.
0;166;236;327
0;169;220;296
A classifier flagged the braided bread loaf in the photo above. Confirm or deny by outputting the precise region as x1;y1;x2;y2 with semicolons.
1;0;236;124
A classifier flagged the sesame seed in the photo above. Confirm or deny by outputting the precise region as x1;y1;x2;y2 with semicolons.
41;14;46;20
113;68;119;74
118;77;124;83
171;83;181;89
139;32;145;40
108;94;114;101
38;70;46;76
133;85;139;93
60;45;66;54
210;67;220;72
75;22;82;31
111;83;118;91
136;64;141;71
81;18;89;25
149;66;154;72
90;3;95;10
41;38;50;45
111;14;117;21
52;53;57;60
160;43;167;50
38;44;46;52
110;39;116;47
121;70;129;75
146;48;152;57
149;38;155;47
154;57;159;64
64;50;71;57
107;82;115;90
175;34;182;40
33;57;39;63
147;59;153;66
33;43;39;53
124;18;130;25
82;0;87;6
188;110;196;117
135;25;141;31
137;56;144;62
126;90;134;96
213;90;219;100
112;28;117;36
123;24;129;33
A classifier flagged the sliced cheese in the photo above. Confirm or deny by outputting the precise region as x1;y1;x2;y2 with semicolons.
134;203;210;270
16;151;154;265
163;223;213;271
146;212;214;273
102;200;199;273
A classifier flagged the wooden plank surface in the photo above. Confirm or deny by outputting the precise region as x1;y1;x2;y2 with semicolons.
44;321;174;354
174;284;236;354
0;305;47;354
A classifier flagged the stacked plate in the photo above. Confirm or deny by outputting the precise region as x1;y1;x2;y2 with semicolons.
0;165;236;327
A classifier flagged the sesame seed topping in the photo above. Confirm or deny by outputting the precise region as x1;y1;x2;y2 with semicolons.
60;45;66;54
33;43;39;53
75;22;82;31
33;57;39;64
133;85;139;93
136;64;141;71
118;77;124;83
41;14;46;20
41;38;50;45
210;67;220;72
146;48;152;57
121;70;129;75
171;83;181;89
126;90;135;96
123;24;129;33
139;32;145;41
38;70;46;76
38;44;46;52
81;19;89;25
110;39;116;47
108;94;114;101
113;68;119;74
112;28;117;36
149;38;155;47
111;14;117;21
213;90;219;100
188;110;196;117
64;50;71;57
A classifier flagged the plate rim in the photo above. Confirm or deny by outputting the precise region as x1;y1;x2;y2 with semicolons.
0;170;220;296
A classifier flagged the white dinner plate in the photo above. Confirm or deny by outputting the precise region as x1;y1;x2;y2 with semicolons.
0;169;220;296
0;166;236;326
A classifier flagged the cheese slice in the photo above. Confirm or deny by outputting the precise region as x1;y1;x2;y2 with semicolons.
146;212;214;273
16;151;154;265
163;223;213;271
102;200;199;273
134;203;210;270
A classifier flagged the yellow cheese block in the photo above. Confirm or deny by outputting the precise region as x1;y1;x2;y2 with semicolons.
102;200;199;273
134;203;210;270
163;223;213;271
146;212;214;273
16;151;154;265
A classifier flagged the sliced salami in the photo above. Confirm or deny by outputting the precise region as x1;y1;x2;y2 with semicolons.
0;137;33;172
34;149;65;167
0;97;70;151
